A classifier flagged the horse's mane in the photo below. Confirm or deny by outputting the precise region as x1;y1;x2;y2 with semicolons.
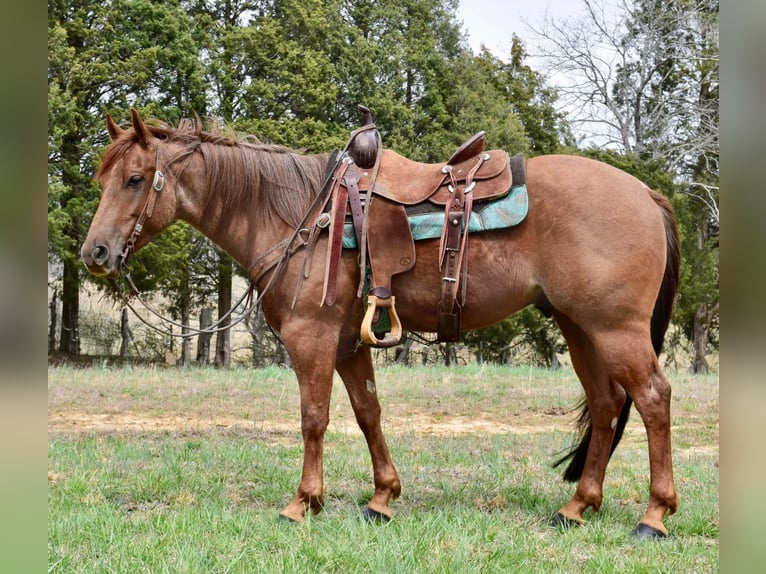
98;117;331;236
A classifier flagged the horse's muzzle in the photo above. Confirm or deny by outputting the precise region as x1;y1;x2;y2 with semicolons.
81;242;120;278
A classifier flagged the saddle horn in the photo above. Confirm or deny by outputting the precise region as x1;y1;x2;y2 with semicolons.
348;105;379;169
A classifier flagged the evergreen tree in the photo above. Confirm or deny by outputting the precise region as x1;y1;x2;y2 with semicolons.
48;0;204;355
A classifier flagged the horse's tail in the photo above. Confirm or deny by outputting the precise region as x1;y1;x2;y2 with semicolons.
554;190;680;482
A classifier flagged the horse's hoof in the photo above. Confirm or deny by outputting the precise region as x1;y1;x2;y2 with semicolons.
361;506;392;523
631;522;668;539
550;512;581;530
278;513;300;524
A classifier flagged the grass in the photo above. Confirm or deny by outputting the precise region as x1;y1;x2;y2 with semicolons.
48;364;718;573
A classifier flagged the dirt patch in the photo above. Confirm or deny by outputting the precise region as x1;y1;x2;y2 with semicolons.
48;366;718;448
385;415;559;436
49;411;265;434
49;410;597;438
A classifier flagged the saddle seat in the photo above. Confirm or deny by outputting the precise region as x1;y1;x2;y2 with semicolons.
365;145;512;206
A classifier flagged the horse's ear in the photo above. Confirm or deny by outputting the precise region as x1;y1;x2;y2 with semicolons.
130;108;151;148
106;114;124;142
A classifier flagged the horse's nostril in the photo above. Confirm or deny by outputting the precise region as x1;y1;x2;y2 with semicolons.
92;244;110;265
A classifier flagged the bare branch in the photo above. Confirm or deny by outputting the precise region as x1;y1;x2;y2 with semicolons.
528;0;718;223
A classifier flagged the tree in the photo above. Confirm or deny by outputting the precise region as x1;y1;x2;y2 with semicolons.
532;0;718;180
48;0;205;356
327;0;469;161
496;36;572;155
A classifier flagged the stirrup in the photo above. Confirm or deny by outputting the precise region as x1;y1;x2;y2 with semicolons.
361;294;403;348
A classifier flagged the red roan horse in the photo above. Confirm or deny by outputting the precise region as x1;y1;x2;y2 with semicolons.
81;110;680;538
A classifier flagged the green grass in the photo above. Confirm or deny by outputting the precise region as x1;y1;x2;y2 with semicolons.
49;364;718;573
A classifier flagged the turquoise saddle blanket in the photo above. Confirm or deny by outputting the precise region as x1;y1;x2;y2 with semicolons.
342;184;528;249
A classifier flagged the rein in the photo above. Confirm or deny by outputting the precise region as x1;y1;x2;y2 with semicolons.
110;128;361;340
110;274;257;339
111;143;261;340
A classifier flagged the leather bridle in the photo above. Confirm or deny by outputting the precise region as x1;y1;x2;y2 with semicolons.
110;143;260;338
118;145;165;275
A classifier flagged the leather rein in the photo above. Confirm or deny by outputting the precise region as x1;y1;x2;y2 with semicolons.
109;135;356;340
111;144;263;339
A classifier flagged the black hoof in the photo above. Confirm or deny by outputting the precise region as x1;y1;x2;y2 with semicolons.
631;522;668;539
550;512;581;530
278;513;299;524
361;506;392;523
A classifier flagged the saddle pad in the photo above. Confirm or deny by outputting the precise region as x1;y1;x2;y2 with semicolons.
342;184;528;248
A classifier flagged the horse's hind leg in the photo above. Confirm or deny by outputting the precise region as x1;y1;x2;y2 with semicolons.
553;313;628;526
591;327;679;537
335;345;401;520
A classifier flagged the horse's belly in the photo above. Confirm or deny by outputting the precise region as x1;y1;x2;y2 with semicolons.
390;234;539;333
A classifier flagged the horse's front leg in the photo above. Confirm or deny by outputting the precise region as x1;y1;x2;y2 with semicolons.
278;328;337;522
335;344;401;520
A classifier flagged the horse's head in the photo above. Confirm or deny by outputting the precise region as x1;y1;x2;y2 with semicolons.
81;109;178;278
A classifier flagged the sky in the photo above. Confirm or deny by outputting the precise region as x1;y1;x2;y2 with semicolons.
456;0;623;147
455;0;609;60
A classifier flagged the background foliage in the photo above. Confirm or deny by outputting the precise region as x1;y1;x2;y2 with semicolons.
48;0;718;370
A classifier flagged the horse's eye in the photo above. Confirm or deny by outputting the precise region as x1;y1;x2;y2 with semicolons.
127;175;145;188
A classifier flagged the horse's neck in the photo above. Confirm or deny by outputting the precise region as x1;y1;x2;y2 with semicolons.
176;178;284;273
175;148;326;275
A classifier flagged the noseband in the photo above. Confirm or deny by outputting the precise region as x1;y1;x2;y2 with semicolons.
119;145;165;274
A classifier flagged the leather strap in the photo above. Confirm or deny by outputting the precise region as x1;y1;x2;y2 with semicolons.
436;154;488;340
438;165;461;269
119;146;165;272
369;286;392;299
439;210;463;311
292;211;330;309
321;159;352;306
344;166;364;247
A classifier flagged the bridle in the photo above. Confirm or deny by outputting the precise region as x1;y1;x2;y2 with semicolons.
108;125;364;341
118;145;165;276
110;143;260;339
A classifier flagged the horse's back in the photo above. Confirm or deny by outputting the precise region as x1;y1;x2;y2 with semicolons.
526;154;663;224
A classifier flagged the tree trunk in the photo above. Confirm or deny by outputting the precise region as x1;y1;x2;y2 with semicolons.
48;289;58;354
181;306;192;366
120;308;130;360
197;307;213;364
215;252;232;368
443;342;456;366
58;260;80;355
395;337;414;366
691;303;710;374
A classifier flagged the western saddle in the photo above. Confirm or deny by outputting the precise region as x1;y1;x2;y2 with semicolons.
310;106;516;347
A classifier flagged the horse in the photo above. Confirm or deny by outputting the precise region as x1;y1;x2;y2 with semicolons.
81;109;680;538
